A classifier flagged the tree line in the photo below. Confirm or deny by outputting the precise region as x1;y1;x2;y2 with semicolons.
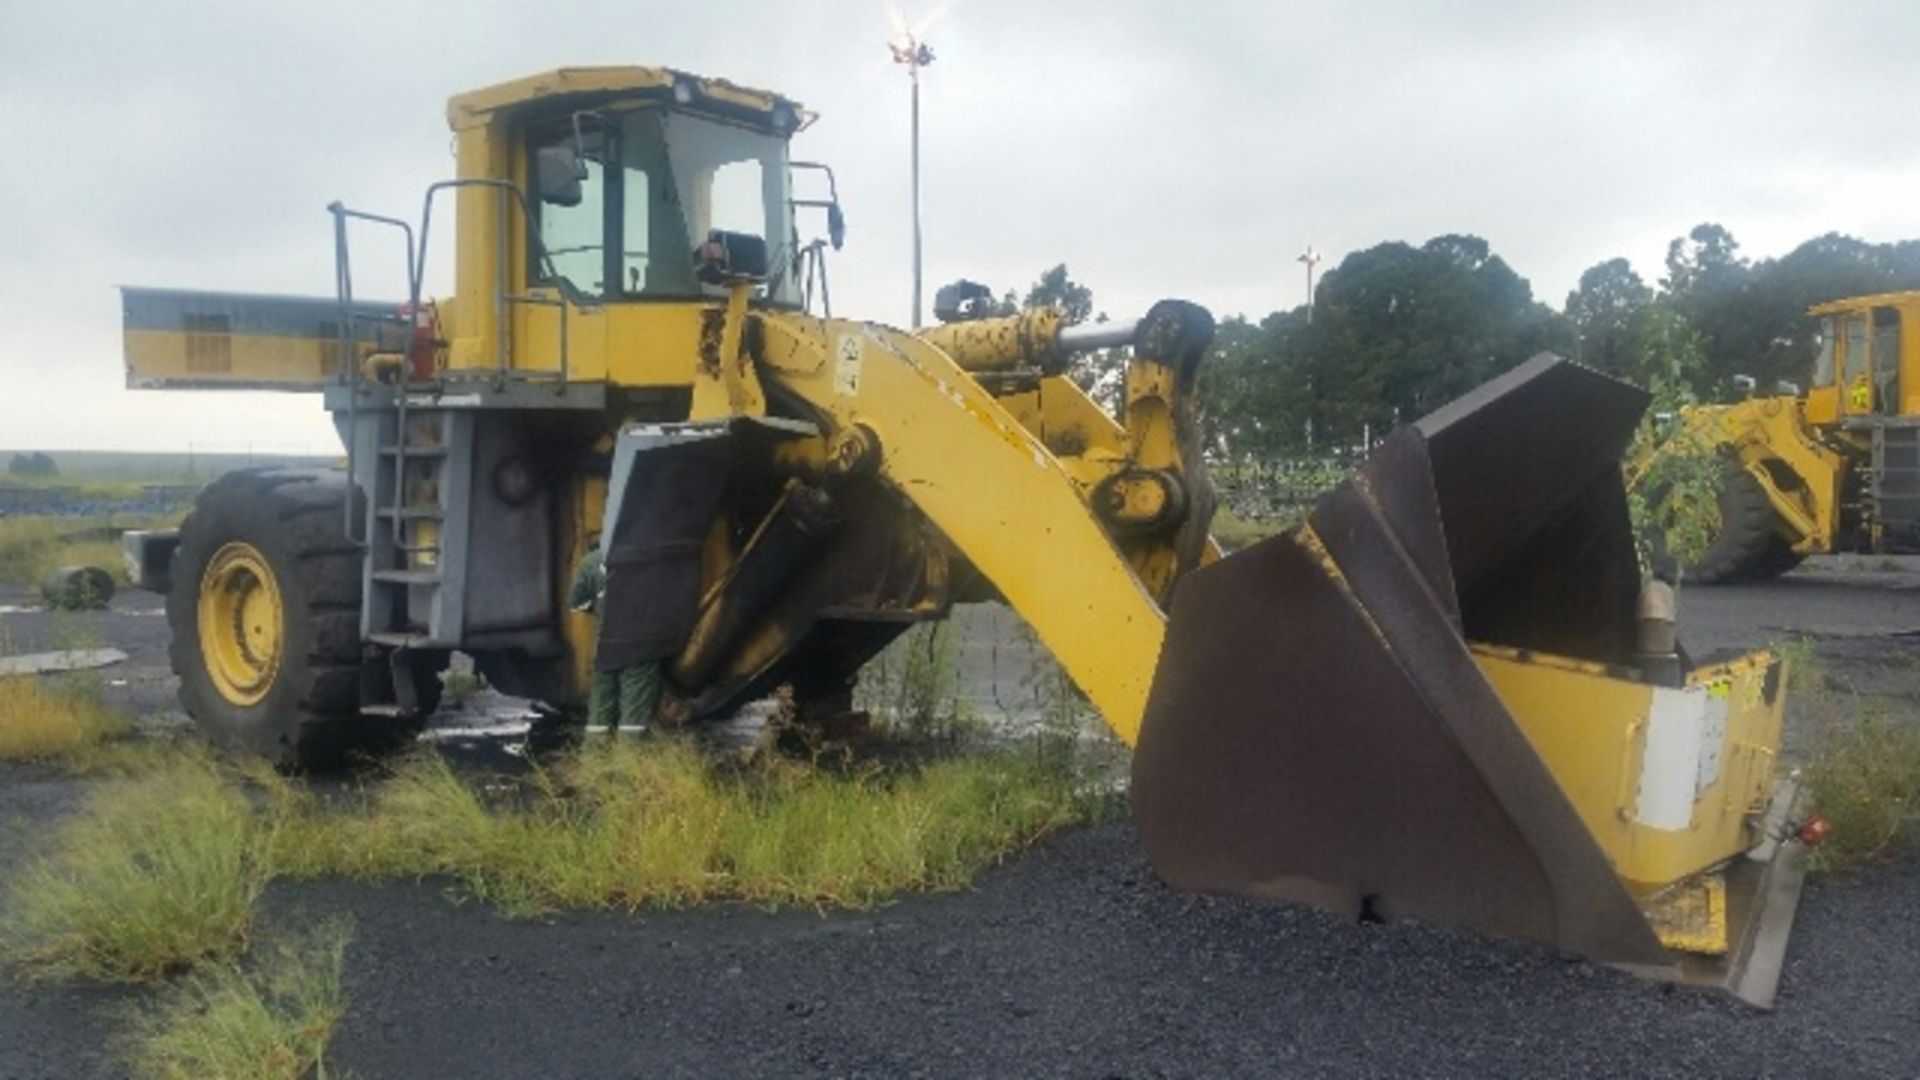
1008;224;1920;459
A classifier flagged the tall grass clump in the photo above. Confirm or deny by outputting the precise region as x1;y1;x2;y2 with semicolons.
723;752;1080;906
0;674;132;763
271;739;1082;914
859;623;980;744
129;921;350;1080
1804;712;1920;870
0;752;269;981
1786;638;1920;871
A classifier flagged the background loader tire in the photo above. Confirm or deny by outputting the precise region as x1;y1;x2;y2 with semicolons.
168;468;420;770
1742;534;1807;582
1686;461;1782;583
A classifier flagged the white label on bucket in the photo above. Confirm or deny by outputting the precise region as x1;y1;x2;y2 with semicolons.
1635;687;1706;831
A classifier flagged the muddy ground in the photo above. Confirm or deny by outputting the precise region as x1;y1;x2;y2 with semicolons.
2;559;1917;1078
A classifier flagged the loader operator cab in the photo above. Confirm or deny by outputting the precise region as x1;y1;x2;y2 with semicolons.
1807;293;1919;422
529;105;802;306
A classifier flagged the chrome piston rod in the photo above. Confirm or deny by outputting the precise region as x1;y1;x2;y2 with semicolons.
1057;318;1139;352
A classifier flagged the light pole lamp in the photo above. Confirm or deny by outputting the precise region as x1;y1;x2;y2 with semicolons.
891;36;935;328
1298;245;1323;323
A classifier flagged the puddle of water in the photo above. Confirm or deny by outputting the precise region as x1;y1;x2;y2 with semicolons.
0;647;129;676
424;721;532;741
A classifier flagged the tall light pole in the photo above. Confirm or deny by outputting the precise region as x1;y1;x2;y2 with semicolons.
891;35;935;328
1298;245;1323;323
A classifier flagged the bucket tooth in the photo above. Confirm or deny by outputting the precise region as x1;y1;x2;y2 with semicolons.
1134;354;1803;995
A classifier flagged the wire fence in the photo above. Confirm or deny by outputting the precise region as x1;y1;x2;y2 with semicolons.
1211;454;1361;522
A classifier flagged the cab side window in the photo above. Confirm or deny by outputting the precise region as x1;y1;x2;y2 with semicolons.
532;128;610;298
1844;314;1870;384
1873;307;1901;412
1813;317;1836;386
620;165;651;295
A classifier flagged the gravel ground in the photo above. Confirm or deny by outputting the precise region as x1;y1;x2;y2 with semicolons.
2;562;1918;1077
5;821;1913;1079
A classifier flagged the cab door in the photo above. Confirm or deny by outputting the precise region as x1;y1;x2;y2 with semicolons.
1805;314;1841;424
1870;305;1904;416
1840;311;1874;418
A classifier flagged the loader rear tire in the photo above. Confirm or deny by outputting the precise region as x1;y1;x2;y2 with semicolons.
1741;535;1807;582
168;468;412;770
1686;461;1780;584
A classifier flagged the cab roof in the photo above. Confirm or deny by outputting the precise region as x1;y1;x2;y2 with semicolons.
447;66;806;130
1808;290;1920;317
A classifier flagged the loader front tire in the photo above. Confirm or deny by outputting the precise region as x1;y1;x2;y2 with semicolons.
168;469;394;770
1686;460;1781;583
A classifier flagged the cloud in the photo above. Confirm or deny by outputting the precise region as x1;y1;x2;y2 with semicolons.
3;0;1917;448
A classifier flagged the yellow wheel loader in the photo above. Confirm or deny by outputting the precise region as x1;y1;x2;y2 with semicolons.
1673;291;1920;581
121;67;1809;1005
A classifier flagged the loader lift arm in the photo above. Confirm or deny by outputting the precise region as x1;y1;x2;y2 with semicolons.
750;302;1213;745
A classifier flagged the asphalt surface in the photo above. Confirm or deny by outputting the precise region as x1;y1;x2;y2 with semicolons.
2;562;1918;1078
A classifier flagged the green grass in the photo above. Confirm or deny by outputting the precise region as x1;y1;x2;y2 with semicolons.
129;921;350;1080
1784;638;1920;871
267;739;1083;913
0;516;130;588
438;669;487;710
0;473;150;498
1209;505;1288;551
0;674;134;764
2;721;1081;1076
1804;712;1920;870
2;733;1080;978
0;751;270;982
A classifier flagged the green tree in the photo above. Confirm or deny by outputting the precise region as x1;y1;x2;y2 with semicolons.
1015;264;1126;412
1619;301;1708;398
1301;235;1570;441
1662;222;1747;296
1654;224;1920;393
7;452;57;478
1566;258;1652;375
1198;312;1309;460
1194;236;1576;458
1022;264;1094;325
1623;302;1721;578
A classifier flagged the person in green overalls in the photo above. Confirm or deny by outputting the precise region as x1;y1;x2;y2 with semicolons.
568;542;665;734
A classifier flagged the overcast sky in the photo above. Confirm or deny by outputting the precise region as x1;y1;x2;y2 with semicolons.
4;0;1917;452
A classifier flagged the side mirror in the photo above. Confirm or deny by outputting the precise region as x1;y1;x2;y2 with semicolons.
535;145;587;207
694;230;770;286
827;202;847;251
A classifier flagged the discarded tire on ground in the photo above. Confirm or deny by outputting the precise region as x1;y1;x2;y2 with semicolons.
40;565;115;610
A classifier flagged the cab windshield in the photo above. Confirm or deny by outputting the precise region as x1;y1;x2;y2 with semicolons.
532;108;799;306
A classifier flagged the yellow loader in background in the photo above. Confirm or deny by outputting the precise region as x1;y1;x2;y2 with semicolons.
1674;291;1920;581
120;67;1810;1005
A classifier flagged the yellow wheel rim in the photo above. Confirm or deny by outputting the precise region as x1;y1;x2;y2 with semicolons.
198;542;285;707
